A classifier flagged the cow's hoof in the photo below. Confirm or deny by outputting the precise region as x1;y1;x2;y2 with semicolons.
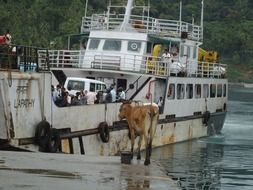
137;155;141;160
144;159;150;165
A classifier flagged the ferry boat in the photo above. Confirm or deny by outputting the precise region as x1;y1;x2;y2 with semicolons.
0;0;227;155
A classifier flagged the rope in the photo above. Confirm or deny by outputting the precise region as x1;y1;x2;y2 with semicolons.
7;47;12;87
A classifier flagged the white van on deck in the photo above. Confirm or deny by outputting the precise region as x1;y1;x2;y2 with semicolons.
64;77;106;96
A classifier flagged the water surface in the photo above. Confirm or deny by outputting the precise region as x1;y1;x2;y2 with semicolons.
151;85;253;189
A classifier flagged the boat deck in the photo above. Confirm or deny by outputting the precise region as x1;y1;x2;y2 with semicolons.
0;151;178;190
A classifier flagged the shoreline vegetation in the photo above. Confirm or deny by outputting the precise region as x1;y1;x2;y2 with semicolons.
229;82;253;88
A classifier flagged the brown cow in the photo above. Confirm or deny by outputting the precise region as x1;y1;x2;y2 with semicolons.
118;101;159;165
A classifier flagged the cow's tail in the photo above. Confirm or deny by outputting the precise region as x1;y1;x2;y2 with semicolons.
148;106;159;142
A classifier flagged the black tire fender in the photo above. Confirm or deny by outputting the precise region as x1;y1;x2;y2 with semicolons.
48;128;60;153
203;111;210;125
35;120;51;152
98;122;110;143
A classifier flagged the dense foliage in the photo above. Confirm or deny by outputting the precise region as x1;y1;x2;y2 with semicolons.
1;0;253;82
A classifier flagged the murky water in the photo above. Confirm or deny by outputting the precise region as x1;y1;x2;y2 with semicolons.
151;85;253;189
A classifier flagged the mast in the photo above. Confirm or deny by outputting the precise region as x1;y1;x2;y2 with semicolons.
200;0;204;40
179;0;182;35
120;0;134;31
84;0;88;18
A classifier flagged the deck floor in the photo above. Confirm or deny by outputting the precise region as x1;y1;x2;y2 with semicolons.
0;151;178;190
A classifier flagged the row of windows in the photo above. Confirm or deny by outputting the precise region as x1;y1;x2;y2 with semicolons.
167;83;227;100
89;39;142;52
89;39;199;61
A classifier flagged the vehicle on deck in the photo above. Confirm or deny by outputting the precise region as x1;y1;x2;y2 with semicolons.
64;77;106;96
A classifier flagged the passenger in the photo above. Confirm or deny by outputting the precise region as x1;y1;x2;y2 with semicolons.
157;96;163;113
117;87;126;102
80;90;87;105
52;84;62;103
58;92;69;107
110;84;116;102
95;91;103;104
0;29;11;45
162;49;172;60
71;95;81;106
86;91;97;105
66;91;72;104
51;85;55;96
105;88;112;103
4;29;11;45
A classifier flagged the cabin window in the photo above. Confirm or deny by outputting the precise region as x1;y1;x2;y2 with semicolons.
90;83;95;92
67;80;84;91
223;84;227;97
147;42;152;53
177;83;185;99
88;39;100;50
210;84;216;98
103;40;121;51
195;84;201;98
117;78;127;91
186;84;193;99
193;47;197;59
96;84;102;91
128;41;141;52
203;84;209;98
95;83;106;92
167;84;175;100
187;46;191;58
217;84;222;97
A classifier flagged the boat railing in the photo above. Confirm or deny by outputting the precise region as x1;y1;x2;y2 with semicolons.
38;50;226;79
0;44;49;71
81;14;202;41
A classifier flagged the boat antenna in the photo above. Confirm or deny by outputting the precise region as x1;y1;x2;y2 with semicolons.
200;0;204;40
120;0;134;31
147;0;150;32
84;0;88;18
179;0;182;35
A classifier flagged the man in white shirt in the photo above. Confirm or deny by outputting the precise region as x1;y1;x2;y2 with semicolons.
110;87;116;102
118;87;126;101
86;91;97;105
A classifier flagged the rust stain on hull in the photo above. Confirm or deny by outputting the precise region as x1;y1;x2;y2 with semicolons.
161;134;175;145
9;112;15;138
61;139;70;153
188;125;193;139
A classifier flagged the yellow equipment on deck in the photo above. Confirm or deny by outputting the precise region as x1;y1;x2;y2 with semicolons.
198;48;219;73
198;47;219;63
147;44;162;74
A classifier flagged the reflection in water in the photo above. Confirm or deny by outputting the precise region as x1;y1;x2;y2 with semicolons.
120;163;151;190
152;141;224;189
151;85;253;190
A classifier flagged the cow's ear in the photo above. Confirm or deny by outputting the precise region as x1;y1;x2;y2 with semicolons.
122;100;130;104
122;100;127;104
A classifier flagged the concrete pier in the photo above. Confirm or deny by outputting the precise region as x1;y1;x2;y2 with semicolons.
0;151;178;190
